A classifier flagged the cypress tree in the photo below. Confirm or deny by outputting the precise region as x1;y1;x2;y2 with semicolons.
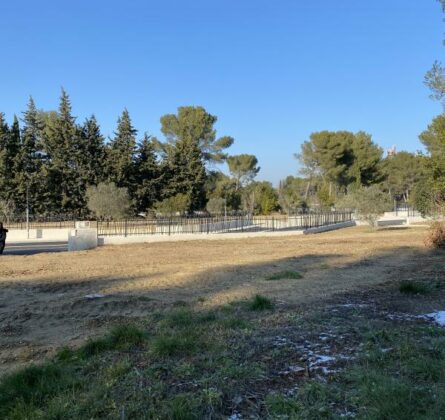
0;114;10;201
134;133;161;212
162;137;207;212
79;115;106;186
107;109;137;193
42;89;84;214
16;98;46;213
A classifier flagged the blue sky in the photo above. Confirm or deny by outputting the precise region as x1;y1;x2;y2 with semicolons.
1;0;444;184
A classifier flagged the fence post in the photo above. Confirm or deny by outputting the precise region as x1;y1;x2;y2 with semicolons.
272;217;274;232
124;219;128;237
168;218;171;236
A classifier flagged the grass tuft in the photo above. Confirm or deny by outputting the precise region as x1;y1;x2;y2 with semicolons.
399;280;430;295
0;363;78;416
248;294;274;311
109;324;146;347
266;270;303;281
152;331;200;356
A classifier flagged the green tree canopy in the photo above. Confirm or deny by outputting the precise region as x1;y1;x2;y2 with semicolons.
86;182;132;220
227;154;260;189
157;106;234;165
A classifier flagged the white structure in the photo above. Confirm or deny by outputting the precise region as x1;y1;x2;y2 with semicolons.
68;221;98;251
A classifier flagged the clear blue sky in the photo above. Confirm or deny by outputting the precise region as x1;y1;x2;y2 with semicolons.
1;0;444;184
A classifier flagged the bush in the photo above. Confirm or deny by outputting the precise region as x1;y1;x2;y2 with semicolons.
339;185;392;227
154;193;189;216
86;182;132;220
206;197;226;215
248;295;274;311
425;221;445;249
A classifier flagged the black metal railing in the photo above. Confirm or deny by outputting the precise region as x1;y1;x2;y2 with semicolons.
97;212;353;236
2;211;353;236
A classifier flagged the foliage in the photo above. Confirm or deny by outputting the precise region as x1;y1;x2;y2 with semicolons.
206;197;226;215
348;185;392;227
266;270;303;280
206;172;241;211
227;154;260;189
162;136;207;212
382;151;424;202
278;176;307;213
156;106;234;164
415;114;445;216
86;182;132;220
241;181;279;215
106;109;137;192
0;199;16;222
298;130;383;191
425;221;445;249
134;134;161;212
154;193;190;216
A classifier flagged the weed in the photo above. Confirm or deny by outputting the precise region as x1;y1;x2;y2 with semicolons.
399;280;430;295
152;331;200;356
266;270;303;281
109;324;146;348
248;295;274;311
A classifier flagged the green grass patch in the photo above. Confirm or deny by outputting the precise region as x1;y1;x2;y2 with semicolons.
0;363;79;417
152;331;202;357
266;270;303;280
248;294;274;311
399;280;431;295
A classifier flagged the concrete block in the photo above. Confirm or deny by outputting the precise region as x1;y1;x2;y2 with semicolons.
68;228;98;251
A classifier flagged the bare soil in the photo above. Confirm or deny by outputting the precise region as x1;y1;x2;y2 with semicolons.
0;226;429;374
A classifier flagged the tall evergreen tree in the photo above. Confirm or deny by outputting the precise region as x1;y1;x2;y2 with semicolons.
107;109;137;193
16;98;45;213
157;106;234;165
134;134;161;212
42;89;84;213
162;136;207;212
0;114;10;202
79;115;106;186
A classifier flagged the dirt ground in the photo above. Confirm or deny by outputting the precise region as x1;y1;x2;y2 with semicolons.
0;226;429;374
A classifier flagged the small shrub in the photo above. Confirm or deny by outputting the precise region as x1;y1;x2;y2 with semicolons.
425;222;445;249
248;295;274;311
399;280;430;295
266;270;303;281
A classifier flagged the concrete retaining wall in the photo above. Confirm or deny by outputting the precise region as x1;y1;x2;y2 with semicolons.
303;221;356;234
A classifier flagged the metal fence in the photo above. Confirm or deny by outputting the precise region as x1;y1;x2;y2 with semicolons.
97;212;353;236
2;214;78;230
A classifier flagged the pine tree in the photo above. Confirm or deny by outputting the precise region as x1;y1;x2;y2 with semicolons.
0;114;10;201
16;98;45;213
42;89;83;213
162;137;207;212
79;115;106;186
134;134;161;212
106;109;137;193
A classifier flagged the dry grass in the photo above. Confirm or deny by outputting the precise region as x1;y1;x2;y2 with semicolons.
425;221;445;249
0;226;428;373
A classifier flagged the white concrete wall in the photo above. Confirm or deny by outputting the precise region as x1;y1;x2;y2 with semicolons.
6;228;71;242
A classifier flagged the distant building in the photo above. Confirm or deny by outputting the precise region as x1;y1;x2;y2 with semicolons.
387;145;397;157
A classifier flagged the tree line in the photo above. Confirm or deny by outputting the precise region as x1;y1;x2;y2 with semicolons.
0;91;271;219
1;88;443;220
